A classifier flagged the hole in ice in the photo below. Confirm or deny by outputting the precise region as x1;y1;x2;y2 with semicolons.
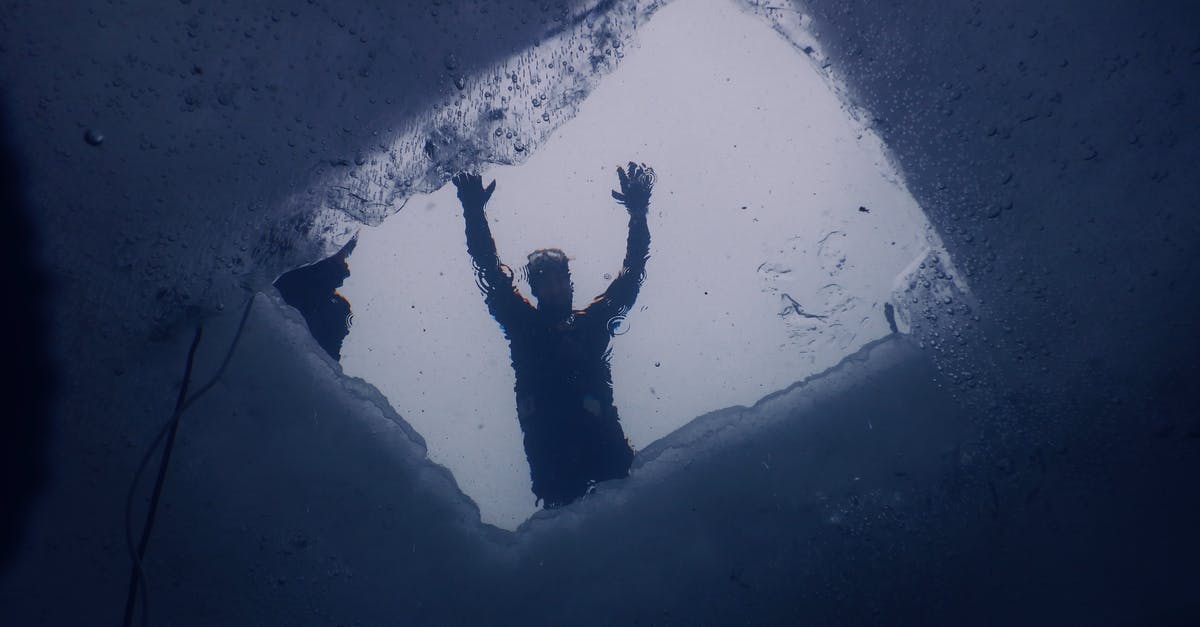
329;0;960;529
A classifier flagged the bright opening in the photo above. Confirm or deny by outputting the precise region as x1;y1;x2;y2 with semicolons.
338;0;954;528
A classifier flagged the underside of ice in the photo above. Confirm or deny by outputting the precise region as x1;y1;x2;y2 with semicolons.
2;0;1198;624
104;290;973;625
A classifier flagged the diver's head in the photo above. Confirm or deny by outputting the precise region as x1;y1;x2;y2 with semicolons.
526;248;573;315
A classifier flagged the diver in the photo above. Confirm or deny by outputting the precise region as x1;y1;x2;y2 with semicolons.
274;237;357;361
452;162;655;508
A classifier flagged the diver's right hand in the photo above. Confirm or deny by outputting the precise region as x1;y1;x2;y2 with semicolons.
452;172;497;209
612;162;655;213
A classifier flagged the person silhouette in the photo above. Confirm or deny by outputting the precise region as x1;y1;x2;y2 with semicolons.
452;162;655;508
274;236;357;361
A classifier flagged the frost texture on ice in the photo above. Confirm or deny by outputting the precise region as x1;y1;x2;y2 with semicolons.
302;0;666;231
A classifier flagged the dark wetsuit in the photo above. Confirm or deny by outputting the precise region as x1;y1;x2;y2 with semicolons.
464;202;649;507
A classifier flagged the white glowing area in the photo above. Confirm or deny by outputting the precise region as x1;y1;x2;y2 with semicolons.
340;0;952;529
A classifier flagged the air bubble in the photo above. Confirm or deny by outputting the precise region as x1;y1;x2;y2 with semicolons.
607;315;629;336
84;129;104;146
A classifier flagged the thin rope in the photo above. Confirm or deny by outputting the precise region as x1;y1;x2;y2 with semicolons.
121;295;255;627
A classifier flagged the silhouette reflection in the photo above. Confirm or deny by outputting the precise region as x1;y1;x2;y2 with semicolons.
274;237;357;361
453;163;655;507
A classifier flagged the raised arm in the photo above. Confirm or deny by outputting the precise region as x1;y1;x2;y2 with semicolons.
453;173;532;325
586;163;654;325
